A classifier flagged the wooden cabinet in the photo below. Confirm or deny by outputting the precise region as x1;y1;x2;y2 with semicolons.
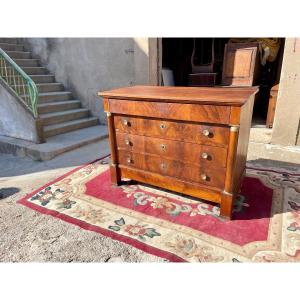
222;42;261;86
99;86;258;219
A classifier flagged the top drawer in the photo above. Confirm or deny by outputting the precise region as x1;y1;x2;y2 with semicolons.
108;99;230;124
114;116;229;147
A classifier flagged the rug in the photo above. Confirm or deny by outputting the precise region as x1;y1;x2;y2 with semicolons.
18;157;300;262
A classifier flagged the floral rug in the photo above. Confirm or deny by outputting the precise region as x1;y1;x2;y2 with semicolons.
18;157;300;262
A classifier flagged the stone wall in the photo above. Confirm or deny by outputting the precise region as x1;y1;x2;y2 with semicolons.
21;38;150;124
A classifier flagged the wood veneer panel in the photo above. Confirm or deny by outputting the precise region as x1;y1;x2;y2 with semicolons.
114;116;230;147
109;99;230;124
119;166;222;203
118;150;226;189
231;94;255;194
116;132;228;168
99;85;258;106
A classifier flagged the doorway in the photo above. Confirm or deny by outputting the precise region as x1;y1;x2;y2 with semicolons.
160;38;285;128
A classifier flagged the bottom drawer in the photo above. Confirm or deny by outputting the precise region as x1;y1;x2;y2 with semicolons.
118;150;225;189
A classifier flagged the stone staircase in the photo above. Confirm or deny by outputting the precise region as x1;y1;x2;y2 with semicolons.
0;38;108;160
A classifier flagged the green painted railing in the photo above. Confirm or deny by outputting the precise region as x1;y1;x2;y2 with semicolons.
0;48;38;117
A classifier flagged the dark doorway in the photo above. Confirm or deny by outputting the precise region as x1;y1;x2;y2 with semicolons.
162;38;285;127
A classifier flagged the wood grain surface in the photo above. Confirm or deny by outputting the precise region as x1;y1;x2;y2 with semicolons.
99;85;258;106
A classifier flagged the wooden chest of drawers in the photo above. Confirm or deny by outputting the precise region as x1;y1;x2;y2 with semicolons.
99;86;258;219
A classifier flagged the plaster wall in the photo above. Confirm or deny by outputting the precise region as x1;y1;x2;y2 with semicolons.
0;82;39;142
271;38;300;146
21;38;150;124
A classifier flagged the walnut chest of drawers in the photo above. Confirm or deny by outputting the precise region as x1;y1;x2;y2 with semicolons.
99;85;258;219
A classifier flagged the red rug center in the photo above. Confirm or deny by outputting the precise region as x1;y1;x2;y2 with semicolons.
85;170;273;246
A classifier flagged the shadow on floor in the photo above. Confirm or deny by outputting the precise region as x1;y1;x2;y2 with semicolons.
247;158;300;173
0;187;20;199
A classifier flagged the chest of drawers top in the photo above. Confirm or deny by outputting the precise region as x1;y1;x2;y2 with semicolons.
99;85;258;125
100;85;257;104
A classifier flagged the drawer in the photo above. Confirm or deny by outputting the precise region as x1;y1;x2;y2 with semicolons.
118;150;226;189
116;132;227;168
114;115;229;147
109;99;230;124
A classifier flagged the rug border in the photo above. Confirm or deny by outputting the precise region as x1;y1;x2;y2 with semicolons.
80;170;282;259
17;156;295;263
17;155;186;263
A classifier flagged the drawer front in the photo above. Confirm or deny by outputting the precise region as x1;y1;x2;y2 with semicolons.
109;99;230;124
118;150;226;189
114;116;229;147
116;132;227;168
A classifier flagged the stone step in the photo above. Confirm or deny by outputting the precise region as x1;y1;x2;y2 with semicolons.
44;117;99;138
5;50;31;59
19;91;72;102
0;67;47;76
40;108;90;126
11;83;63;94
0;43;24;51
38;91;73;102
36;83;64;93
0;38;18;44
38;100;81;114
0;125;108;161
13;59;40;67
22;67;48;75
30;74;55;83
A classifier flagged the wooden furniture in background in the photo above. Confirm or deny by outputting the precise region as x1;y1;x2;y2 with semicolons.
222;42;261;86
189;73;216;87
189;38;216;87
99;86;258;220
266;84;279;128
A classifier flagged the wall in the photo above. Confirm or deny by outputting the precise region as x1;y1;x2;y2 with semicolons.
271;38;300;146
21;38;150;124
0;81;39;142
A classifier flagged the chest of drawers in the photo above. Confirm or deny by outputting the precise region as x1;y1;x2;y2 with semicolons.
99;86;258;220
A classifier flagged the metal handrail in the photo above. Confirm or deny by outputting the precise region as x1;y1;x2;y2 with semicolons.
0;47;38;117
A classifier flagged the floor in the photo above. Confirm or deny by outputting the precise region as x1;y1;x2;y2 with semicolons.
1;137;300;262
0;138;163;262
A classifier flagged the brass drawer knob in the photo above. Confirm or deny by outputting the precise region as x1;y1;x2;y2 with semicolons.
125;139;131;146
127;158;132;164
160;123;166;129
160;163;166;169
201;174;207;181
202;129;210;136
201;152;208;159
160;144;166;150
123;119;130;126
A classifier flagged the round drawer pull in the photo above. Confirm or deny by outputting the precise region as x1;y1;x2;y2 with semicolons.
201;174;207;181
160;163;166;169
201;152;208;159
125;139;131;146
127;158;132;164
160;123;166;130
160;144;166;150
202;129;210;136
123;119;130;126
